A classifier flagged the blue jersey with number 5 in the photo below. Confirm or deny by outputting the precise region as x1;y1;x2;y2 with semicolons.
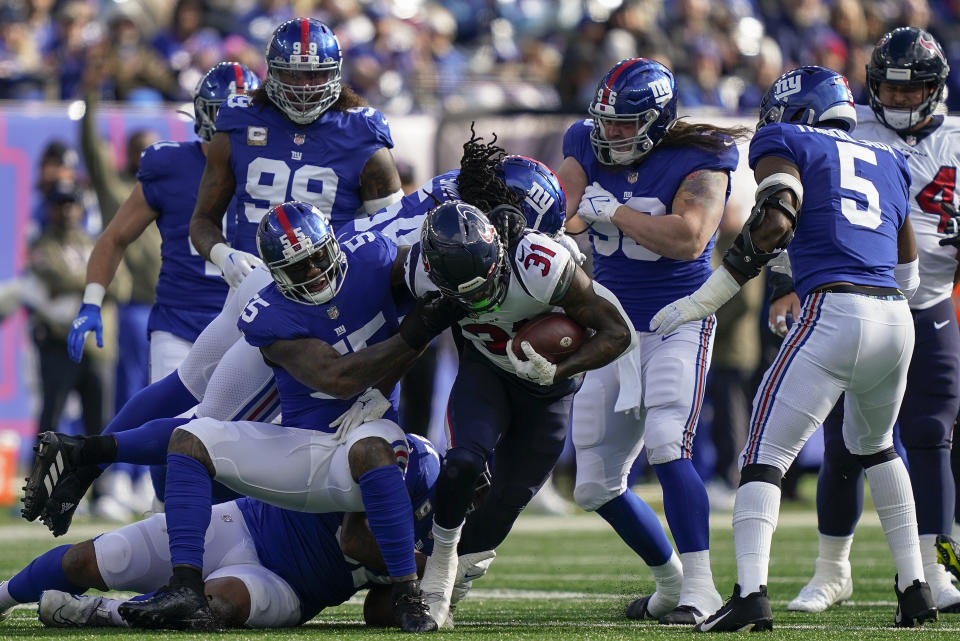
216;95;394;252
237;231;405;431
138;140;230;341
562;119;738;330
748;123;911;299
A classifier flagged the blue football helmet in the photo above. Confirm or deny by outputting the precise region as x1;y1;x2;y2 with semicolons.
867;27;949;131
758;66;857;132
497;155;566;235
589;58;678;166
256;201;346;305
193;62;260;142
420;201;508;314
264;18;342;124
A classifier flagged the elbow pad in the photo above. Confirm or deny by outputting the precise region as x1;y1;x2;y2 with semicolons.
724;178;801;280
894;258;919;300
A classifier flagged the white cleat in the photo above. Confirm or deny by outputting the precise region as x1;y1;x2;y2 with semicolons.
787;574;853;612
925;562;960;613
38;591;123;628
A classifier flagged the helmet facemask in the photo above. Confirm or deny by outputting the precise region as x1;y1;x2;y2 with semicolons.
265;61;341;124
264;233;347;305
868;78;939;131
590;107;664;165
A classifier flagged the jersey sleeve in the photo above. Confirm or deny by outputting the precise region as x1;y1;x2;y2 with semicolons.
136;142;178;211
562;119;594;163
509;232;574;304
748;123;797;170
214;95;254;134
238;286;311;348
350;107;394;150
403;242;438;298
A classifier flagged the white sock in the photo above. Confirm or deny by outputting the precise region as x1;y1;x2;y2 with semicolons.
817;533;853;565
733;481;781;595
647;553;683;616
105;598;130;627
421;521;464;625
864;459;923;591
0;580;18;612
677;550;721;610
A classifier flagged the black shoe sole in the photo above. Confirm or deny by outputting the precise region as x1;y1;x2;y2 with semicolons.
118;603;217;631
21;433;66;522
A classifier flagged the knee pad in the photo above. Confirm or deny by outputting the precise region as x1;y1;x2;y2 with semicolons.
574;481;620;512
899;417;952;450
440;448;486;486
94;515;166;588
855;446;898;470
739;463;782;488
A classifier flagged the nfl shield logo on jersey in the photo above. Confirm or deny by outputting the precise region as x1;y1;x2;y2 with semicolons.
293;133;306;145
327;306;339;319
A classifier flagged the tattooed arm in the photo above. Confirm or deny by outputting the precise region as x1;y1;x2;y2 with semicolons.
359;147;403;215
609;169;729;261
189;132;237;260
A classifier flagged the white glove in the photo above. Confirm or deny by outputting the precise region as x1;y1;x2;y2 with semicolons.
451;550;496;605
209;243;264;288
577;182;620;225
650;267;741;336
330;387;392;443
554;231;586;266
506;339;557;386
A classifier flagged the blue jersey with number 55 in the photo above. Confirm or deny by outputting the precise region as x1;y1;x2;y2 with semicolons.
216;95;394;253
748;123;910;299
237;231;405;431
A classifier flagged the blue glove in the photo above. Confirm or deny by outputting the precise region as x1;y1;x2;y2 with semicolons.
67;303;103;363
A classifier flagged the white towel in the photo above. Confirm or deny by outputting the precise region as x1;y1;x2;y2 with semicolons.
613;337;643;414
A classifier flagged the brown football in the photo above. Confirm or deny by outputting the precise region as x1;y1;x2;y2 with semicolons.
511;312;586;364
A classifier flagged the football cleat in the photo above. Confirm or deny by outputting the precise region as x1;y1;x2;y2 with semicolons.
41;465;103;537
894;576;938;628
787;571;853;612
625;595;658;620
937;534;960;582
22;432;86;523
39;591;120;628
694;585;773;633
118;572;217;631
659;604;709;625
0;581;11;622
391;580;437;633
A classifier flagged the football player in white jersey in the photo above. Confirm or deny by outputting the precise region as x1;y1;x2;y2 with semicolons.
770;28;960;615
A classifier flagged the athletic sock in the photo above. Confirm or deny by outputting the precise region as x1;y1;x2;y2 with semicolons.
864;458;923;590
7;545;83;604
164;453;212;569
733;481;781;595
654;459;709;553
358;465;416;578
816;533;854;565
114;418;191;465
596;491;673;566
646;553;683;616
905;447;955;536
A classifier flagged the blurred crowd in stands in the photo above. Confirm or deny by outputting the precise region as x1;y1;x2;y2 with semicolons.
2;0;960;116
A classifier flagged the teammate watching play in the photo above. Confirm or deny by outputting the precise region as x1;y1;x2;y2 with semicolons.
651;65;933;631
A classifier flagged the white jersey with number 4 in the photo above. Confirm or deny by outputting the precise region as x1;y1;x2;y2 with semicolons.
854;104;960;309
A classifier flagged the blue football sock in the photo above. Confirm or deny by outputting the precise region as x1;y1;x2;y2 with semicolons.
8;545;83;603
114;418;191;465
816;447;863;537
596;491;673;566
359;465;416;578
905;446;955;535
654;459;709;553
165;453;212;570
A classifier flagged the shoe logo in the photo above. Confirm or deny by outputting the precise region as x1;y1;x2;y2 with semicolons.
697;609;732;632
934;319;950;330
462;571;485;581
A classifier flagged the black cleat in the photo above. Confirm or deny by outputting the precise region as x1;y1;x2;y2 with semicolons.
894;576;937;628
659;605;706;625
392;580;438;633
937;535;960;582
118;569;217;631
22;432;85;523
694;585;773;633
41;464;102;537
625;595;658;620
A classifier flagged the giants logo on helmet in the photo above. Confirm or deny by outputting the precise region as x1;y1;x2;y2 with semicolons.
526;182;556;217
774;74;802;99
648;77;673;107
279;226;315;258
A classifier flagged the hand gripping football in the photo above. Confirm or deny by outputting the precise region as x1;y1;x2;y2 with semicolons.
511;313;586;364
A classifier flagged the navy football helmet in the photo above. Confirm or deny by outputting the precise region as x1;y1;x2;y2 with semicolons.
867;27;949;131
193;62;260;142
589;58;678;166
264;18;342;124
757;66;856;132
497;155;566;235
256;201;346;305
421;201;508;314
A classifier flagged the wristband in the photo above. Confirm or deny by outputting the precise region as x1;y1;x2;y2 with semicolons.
82;283;106;306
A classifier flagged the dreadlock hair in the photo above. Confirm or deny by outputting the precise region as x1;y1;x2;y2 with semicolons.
457;123;526;212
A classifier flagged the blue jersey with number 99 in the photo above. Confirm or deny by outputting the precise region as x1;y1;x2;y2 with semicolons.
748;123;911;299
216;95;394;253
237;231;406;431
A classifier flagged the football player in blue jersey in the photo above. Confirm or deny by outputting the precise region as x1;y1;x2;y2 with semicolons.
65;61;259;377
651;66;934;631
406;201;636;628
0;435;447;630
558;58;750;624
768;28;960;615
188;17;404;290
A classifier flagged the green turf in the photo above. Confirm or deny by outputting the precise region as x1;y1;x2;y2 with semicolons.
0;482;957;640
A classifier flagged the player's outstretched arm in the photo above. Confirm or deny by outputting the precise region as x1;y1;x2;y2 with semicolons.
85;182;158;292
189;132;236;260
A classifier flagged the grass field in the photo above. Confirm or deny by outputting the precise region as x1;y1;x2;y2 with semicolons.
0;482;958;640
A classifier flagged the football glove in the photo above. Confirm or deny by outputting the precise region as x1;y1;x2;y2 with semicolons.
577;182;620;225
330;387;392;443
399;291;468;350
939;201;960;247
506;339;557;386
554;231;586;266
67;304;103;363
650;267;740;335
210;243;264;288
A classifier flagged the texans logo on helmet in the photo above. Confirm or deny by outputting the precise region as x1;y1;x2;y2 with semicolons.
479;223;496;243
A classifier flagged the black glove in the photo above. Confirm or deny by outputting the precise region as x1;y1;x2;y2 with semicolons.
939;201;960;247
486;204;526;247
398;291;468;350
